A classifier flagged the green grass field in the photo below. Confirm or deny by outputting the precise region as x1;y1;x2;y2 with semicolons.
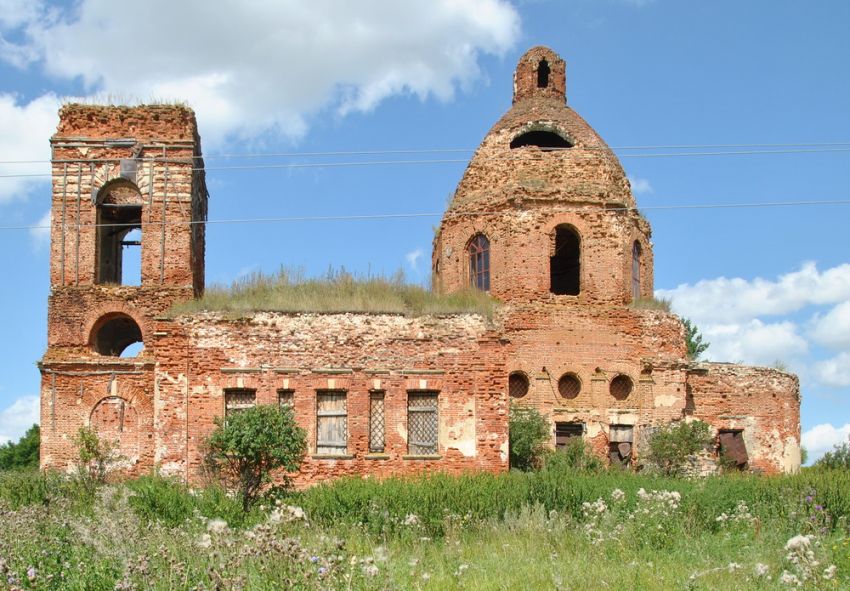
0;467;848;590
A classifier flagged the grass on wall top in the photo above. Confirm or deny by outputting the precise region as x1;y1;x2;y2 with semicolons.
170;268;499;318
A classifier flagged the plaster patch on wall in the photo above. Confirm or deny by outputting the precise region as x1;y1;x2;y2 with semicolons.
654;394;678;408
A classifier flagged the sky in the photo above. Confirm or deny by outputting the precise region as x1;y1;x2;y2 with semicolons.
0;0;848;461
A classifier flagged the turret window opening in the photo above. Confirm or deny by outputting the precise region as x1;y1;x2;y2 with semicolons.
510;129;572;151
550;225;580;295
468;233;490;291
96;180;143;286
632;241;642;301
91;313;143;357
537;59;550;88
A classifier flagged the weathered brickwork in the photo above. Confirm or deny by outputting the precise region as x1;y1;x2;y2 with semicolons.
39;46;801;483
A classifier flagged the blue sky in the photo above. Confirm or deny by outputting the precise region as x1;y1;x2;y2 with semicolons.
0;0;848;460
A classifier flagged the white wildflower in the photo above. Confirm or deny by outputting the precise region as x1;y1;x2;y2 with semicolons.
779;571;800;586
727;562;742;572
363;564;379;578
197;533;212;548
754;563;769;577
207;518;228;533
403;513;420;526
784;535;812;551
610;488;626;502
823;564;836;580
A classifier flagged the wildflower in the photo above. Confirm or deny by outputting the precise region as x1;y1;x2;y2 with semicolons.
823;565;836;580
197;534;212;548
363;564;379;577
207;518;228;533
455;564;469;577
610;488;625;502
403;513;420;526
754;563;769;577
779;571;800;586
26;567;37;582
784;535;812;551
318;567;327;576
310;556;319;563
727;563;742;572
421;573;431;581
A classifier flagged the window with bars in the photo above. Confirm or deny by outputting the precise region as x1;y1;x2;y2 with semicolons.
316;391;347;455
632;240;642;301
369;391;385;453
224;388;256;417
278;389;294;411
407;392;438;455
509;372;529;398
467;233;490;291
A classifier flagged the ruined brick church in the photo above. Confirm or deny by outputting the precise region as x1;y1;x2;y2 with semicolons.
39;47;801;483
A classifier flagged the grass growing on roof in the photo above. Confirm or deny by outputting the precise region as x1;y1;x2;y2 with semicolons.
170;268;498;318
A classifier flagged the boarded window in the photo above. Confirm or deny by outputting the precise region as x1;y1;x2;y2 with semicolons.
369;391;386;453
224;388;256;417
719;430;749;470
550;226;580;295
468;234;490;291
509;372;529;398
408;392;438;455
316;391;347;455
610;375;633;400
555;422;584;450
632;241;642;301
278;389;294;410
558;373;582;399
609;425;634;468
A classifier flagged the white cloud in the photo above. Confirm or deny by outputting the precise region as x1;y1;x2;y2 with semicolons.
405;248;424;274
701;319;808;366
29;208;51;249
813;352;850;388
0;92;59;203
657;262;850;325
627;176;652;195
802;423;850;462
809;300;850;351
9;0;520;147
0;395;39;445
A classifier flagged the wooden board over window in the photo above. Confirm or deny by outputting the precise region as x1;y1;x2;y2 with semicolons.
317;391;347;455
408;392;438;455
719;430;749;468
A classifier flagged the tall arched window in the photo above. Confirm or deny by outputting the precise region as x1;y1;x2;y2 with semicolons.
550;225;580;295
468;234;490;291
96;179;143;285
632;241;642;301
537;59;550;88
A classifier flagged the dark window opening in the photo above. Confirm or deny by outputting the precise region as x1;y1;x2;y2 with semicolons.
555;422;584;450
97;180;143;285
632;241;642;301
509;372;529;398
537;59;550;88
550;226;580;295
510;130;572;150
224;388;256;417
91;313;143;357
278;389;294;411
610;375;633;400
609;425;634;469
369;391;386;453
558;373;582;399
719;429;749;470
684;385;696;416
468;233;490;291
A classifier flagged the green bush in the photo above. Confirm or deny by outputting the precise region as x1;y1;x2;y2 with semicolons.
544;438;604;473
643;420;713;477
205;404;306;511
0;424;40;470
509;404;550;471
0;469;58;508
814;439;850;470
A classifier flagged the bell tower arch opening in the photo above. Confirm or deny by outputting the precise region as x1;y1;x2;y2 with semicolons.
90;313;143;357
537;59;550;88
96;179;143;286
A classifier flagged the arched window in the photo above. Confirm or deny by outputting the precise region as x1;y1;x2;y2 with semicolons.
632;241;642;301
96;180;143;285
468;234;490;291
510;130;572;150
550;225;580;295
91;313;143;357
537;59;550;88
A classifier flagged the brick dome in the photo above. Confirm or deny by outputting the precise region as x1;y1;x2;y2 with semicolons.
446;46;635;215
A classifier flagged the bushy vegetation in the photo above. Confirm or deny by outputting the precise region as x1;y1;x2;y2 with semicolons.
643;419;713;476
684;317;710;360
508;404;550;471
169;268;498;318
205;404;307;511
814;438;850;471
0;424;39;470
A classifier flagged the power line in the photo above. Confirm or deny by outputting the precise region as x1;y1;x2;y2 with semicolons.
4;198;849;232
2;147;850;179
3;142;850;164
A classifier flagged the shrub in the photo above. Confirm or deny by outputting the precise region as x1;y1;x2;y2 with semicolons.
544;438;604;473
0;469;58;508
814;438;850;470
0;424;40;470
73;426;119;489
205;405;306;511
643;420;713;477
683;318;709;360
509;404;551;471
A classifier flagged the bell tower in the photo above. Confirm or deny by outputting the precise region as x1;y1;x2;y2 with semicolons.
39;104;207;473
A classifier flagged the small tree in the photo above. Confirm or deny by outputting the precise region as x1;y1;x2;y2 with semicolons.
813;437;850;470
0;424;40;470
205;405;306;511
74;426;118;486
683;318;709;360
509;404;550;471
644;420;713;477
